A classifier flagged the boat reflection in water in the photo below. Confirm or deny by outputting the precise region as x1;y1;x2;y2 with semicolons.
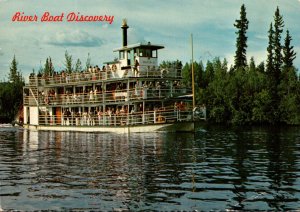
20;129;168;210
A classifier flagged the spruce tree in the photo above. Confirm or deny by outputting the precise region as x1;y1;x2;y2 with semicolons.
282;30;296;69
266;23;274;75
9;55;19;82
273;7;284;81
75;58;82;72
85;53;91;71
64;51;73;73
3;55;24;121
264;7;286;124
279;29;298;124
233;4;249;69
44;58;50;76
249;57;256;72
49;57;54;76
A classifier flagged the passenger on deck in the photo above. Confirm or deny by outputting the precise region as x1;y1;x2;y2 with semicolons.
174;102;178;111
54;72;60;84
97;109;102;125
75;112;80;126
94;88;98;102
61;71;66;83
89;89;94;102
66;73;70;83
107;107;112;125
130;107;135;114
139;103;143;113
82;111;88;125
135;81;140;97
73;93;78;103
134;59;139;77
178;101;185;111
88;111;95;126
96;66;100;72
115;108;120;125
75;72;80;81
80;71;85;81
120;106;125;114
116;107;120;115
85;70;90;81
63;109;71;125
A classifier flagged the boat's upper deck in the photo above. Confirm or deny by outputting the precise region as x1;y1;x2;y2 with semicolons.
25;65;182;87
25;20;182;87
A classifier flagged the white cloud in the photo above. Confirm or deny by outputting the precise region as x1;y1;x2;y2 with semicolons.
254;34;268;41
225;50;268;69
45;30;104;47
248;50;268;65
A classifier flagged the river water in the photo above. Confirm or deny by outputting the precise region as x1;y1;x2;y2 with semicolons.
0;125;299;211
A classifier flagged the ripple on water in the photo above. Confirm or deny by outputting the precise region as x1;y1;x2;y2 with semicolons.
0;127;299;210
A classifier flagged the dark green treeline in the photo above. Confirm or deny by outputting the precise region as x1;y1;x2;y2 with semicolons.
178;5;299;125
0;55;24;122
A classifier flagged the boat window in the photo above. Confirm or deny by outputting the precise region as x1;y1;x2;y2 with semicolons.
119;51;125;59
145;49;151;57
152;50;157;58
138;48;156;57
139;49;144;57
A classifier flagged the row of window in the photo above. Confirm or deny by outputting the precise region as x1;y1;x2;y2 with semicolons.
119;49;157;60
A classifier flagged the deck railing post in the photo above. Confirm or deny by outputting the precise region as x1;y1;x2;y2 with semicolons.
142;113;145;124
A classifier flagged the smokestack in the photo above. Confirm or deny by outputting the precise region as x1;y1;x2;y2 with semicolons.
121;19;129;47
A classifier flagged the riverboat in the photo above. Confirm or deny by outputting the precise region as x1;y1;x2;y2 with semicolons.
22;20;205;133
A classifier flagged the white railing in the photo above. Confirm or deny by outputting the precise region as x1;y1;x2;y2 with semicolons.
23;88;190;106
26;66;182;86
36;109;195;126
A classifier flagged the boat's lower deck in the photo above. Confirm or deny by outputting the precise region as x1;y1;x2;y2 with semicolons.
23;121;195;133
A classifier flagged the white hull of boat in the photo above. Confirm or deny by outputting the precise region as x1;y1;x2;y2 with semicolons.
23;122;194;133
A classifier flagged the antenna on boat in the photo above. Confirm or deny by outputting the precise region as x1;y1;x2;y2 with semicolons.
191;34;195;110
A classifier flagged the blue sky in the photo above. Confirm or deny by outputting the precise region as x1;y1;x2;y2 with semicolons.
0;0;300;81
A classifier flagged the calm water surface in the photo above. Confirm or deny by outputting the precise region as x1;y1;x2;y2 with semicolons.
0;125;299;211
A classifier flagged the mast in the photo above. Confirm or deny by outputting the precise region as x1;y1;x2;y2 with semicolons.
191;34;195;110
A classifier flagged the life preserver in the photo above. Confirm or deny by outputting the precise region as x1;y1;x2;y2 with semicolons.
112;64;117;72
156;115;166;123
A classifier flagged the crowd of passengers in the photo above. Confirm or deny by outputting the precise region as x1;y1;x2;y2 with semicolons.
29;64;119;84
61;105;136;126
30;80;183;105
28;61;180;85
58;103;187;126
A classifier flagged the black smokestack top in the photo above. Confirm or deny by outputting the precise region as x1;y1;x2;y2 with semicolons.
121;19;129;47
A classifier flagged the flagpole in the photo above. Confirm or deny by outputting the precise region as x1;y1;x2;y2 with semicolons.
191;34;195;110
